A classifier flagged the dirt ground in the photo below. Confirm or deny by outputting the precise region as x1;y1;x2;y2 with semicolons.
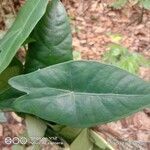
0;0;150;149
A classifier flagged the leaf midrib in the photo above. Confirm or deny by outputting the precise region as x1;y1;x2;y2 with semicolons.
21;87;148;97
0;0;49;74
0;0;41;61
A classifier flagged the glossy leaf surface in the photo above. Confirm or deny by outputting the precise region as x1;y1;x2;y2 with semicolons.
0;0;49;74
25;0;73;73
9;61;150;127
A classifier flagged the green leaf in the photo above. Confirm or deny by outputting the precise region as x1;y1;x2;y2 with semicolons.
0;0;49;74
51;125;82;143
12;145;25;150
89;130;114;150
45;127;67;148
92;145;102;150
118;56;139;74
9;61;150;128
109;44;127;57
24;116;46;150
140;0;150;9
70;129;93;150
12;145;41;150
22;37;36;46
0;112;7;123
0;58;23;91
102;43;127;64
25;115;47;138
0;88;23;111
25;0;73;73
73;51;81;60
118;53;147;74
111;0;128;9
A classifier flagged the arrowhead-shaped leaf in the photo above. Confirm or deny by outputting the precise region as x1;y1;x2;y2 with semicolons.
9;61;150;127
0;0;49;74
25;0;73;73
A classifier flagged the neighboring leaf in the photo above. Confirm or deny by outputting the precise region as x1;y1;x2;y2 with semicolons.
23;116;46;150
109;44;127;57
111;0;128;9
59;127;82;144
0;57;23;91
9;61;150;128
51;125;82;143
140;0;150;9
12;145;25;150
103;44;148;74
25;0;73;73
13;145;41;150
0;0;49;74
131;53;150;67
0;88;23;111
70;129;93;150
118;53;148;74
45;127;67;148
92;145;102;150
22;37;36;46
73;51;81;60
0;112;7;123
14;127;42;150
119;56;139;74
25;115;47;139
89;130;114;150
103;43;127;64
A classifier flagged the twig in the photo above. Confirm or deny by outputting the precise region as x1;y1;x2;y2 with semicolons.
137;7;144;24
8;0;16;15
0;0;6;30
